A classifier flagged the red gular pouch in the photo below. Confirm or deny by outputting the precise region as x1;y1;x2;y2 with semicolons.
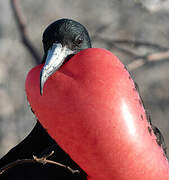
26;48;169;180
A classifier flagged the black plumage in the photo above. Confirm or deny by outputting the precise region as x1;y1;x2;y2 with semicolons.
0;18;167;179
0;19;92;179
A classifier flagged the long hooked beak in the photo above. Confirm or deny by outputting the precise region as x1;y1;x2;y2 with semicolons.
40;43;74;95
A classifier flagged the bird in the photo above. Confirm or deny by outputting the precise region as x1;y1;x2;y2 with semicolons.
0;18;169;180
0;18;91;180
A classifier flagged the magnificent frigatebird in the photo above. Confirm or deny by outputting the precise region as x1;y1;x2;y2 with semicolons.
0;18;169;179
0;19;91;180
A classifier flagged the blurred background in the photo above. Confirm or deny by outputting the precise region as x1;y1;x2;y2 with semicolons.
0;0;169;158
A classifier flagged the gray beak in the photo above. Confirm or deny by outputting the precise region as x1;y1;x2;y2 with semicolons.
40;43;74;95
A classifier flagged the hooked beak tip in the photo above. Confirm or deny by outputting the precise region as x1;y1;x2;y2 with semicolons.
40;87;43;96
40;70;44;96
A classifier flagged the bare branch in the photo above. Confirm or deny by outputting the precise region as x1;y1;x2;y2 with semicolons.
10;0;41;64
110;39;168;51
93;35;168;51
0;151;80;175
127;51;169;71
148;51;169;61
127;58;145;71
9;0;169;71
108;44;138;57
93;31;169;70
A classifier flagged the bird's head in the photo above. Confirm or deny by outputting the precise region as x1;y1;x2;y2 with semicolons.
40;19;91;95
25;19;169;179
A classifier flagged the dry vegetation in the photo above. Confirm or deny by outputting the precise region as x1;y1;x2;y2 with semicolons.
0;0;169;158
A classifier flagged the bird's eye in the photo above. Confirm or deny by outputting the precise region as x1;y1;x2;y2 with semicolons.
74;36;83;45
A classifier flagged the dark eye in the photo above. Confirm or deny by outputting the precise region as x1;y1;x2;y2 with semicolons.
74;36;83;45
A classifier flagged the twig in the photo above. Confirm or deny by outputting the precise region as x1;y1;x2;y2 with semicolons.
108;43;138;57
10;0;169;70
110;39;168;51
10;0;41;64
93;36;168;51
127;51;169;70
93;30;169;70
0;151;80;175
